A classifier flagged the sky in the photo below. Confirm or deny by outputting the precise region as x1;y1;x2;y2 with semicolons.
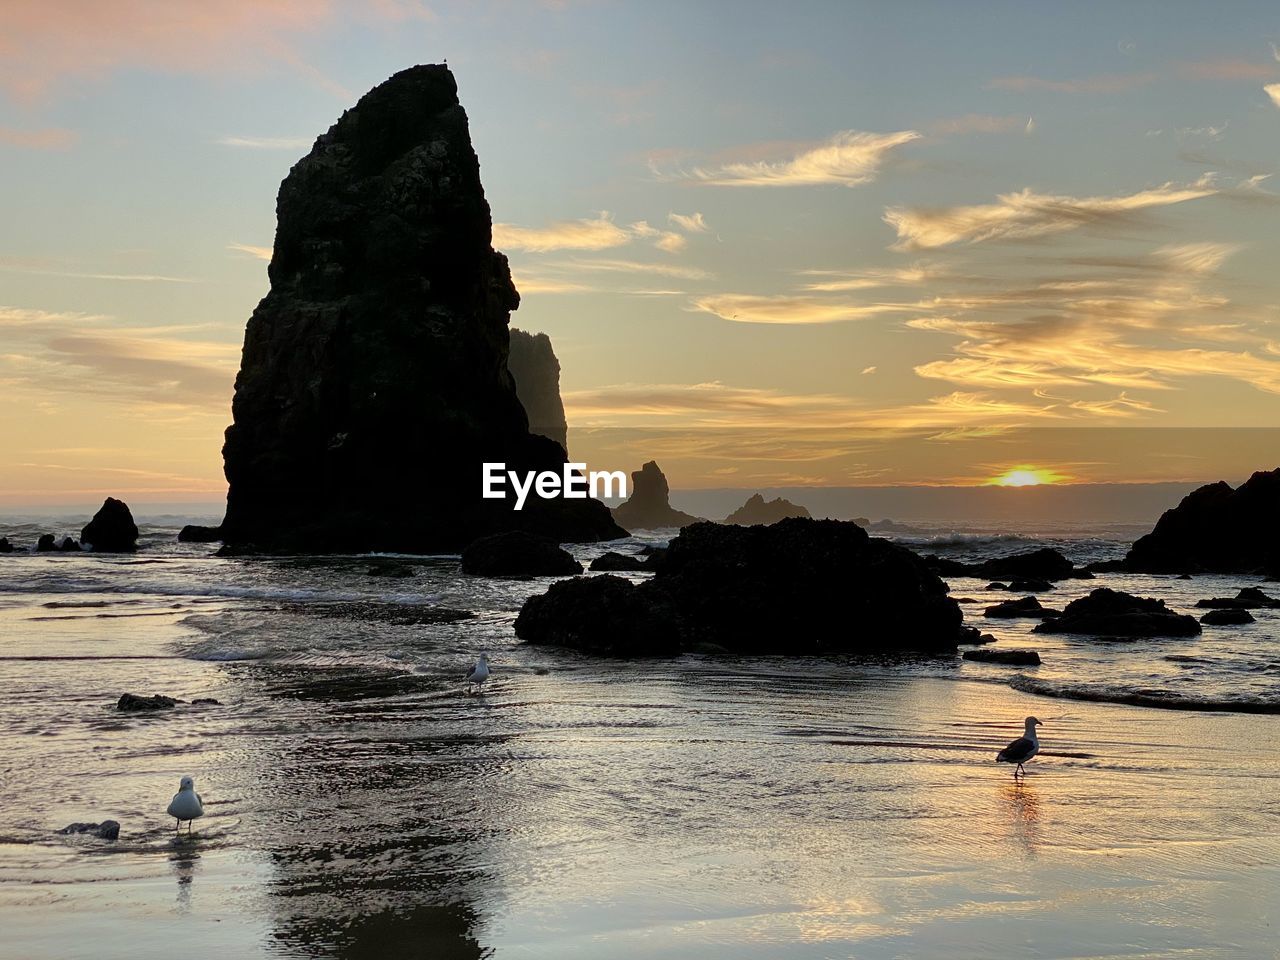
2;0;1279;505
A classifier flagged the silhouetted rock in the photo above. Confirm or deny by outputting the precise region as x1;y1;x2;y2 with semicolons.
178;524;223;543
984;596;1059;619
1034;588;1200;637
589;551;652;572
1200;608;1256;625
117;693;178;711
36;534;56;552
963;648;1041;665
723;493;811;525
0;537;12;553
461;531;582;577
58;538;81;552
1194;587;1280;609
517;518;967;656
57;820;120;841
926;547;1089;581
508;329;569;453
80;497;138;552
1008;577;1053;592
218;65;622;553
1121;468;1280;574
611;461;702;530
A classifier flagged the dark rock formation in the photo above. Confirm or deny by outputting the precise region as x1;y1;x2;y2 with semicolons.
58;538;81;552
516;518;967;656
191;698;222;706
178;524;223;543
57;820;120;841
1121;468;1280;573
723;493;811;525
80;497;138;552
984;596;1059;619
611;461;702;530
588;551;653;572
1034;588;1200;637
117;693;178;711
963;648;1041;665
461;531;582;577
1200;608;1255;625
1194;587;1280;609
218;65;622;552
926;547;1089;581
507;329;569;453
36;534;55;552
0;537;12;553
1008;577;1053;593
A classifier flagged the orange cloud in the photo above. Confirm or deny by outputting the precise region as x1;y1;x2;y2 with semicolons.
0;126;77;149
673;130;920;188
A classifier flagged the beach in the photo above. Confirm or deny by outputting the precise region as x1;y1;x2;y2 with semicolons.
1;518;1277;959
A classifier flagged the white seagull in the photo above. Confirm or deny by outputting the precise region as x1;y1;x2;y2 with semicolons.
465;653;490;694
996;716;1043;777
166;775;204;834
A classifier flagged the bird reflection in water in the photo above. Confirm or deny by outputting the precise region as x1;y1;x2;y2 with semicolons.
1000;778;1042;857
169;845;201;912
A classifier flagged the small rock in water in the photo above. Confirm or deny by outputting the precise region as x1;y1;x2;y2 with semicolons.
57;820;120;841
191;697;222;706
985;582;1007;590
177;524;223;543
36;534;56;552
963;648;1041;666
461;531;583;577
59;537;82;552
80;497;139;552
116;693;179;711
0;537;13;553
985;596;1059;619
1200;609;1256;625
1008;577;1053;592
1034;587;1201;637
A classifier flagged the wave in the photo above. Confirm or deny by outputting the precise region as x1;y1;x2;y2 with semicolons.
0;576;442;606
1009;675;1280;714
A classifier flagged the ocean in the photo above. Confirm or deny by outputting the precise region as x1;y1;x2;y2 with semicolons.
1;513;1277;958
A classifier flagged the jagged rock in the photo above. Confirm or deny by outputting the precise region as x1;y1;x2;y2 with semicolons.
985;596;1059;619
1034;588;1200;637
963;648;1041;665
80;497;138;552
461;531;582;577
178;524;223;543
191;698;222;706
57;821;120;841
117;693;179;711
507;329;568;453
218;65;622;553
58;538;81;552
723;493;811;525
1121;468;1280;573
36;534;56;552
611;461;702;530
516;518;967;656
1200;609;1256;625
0;537;12;553
589;551;652;572
1194;587;1280;609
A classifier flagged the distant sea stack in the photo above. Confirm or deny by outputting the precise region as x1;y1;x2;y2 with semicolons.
1119;468;1280;574
507;329;568;453
80;497;139;552
611;461;702;530
723;494;811;525
219;65;623;552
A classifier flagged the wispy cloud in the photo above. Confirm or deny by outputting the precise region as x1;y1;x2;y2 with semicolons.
558;258;710;280
216;135;312;149
671;130;920;187
668;211;709;232
227;242;273;261
692;294;914;325
495;214;691;254
0;125;77;149
884;178;1218;250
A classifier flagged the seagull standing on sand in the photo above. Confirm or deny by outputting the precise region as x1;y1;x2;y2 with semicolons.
166;775;204;834
996;716;1043;777
465;653;490;694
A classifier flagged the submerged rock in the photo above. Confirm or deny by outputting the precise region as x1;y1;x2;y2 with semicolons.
218;65;622;552
517;518;967;656
1121;468;1280;574
963;648;1041;666
1034;588;1200;638
588;551;653;572
508;329;569;453
57;820;120;841
461;531;582;577
80;497;138;552
1200;608;1256;625
723;493;811;525
611;461;702;531
984;596;1059;619
177;524;223;543
117;693;179;711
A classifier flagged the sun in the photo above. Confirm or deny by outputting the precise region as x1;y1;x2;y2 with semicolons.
988;466;1068;487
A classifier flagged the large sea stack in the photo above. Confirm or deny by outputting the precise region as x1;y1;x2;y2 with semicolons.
219;65;623;552
507;329;569;453
611;461;702;530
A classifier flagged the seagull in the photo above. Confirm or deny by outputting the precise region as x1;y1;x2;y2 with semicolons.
465;653;490;694
166;775;204;834
996;716;1043;778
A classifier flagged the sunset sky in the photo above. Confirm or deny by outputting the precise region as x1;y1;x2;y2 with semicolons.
2;0;1279;504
